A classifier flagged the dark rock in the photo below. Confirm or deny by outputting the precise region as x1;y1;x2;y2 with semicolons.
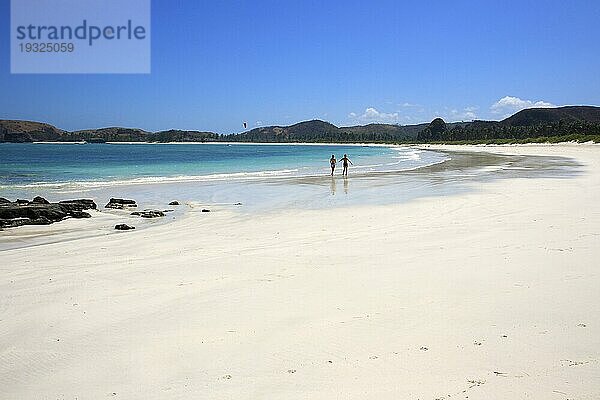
29;216;53;225
130;210;165;218
0;218;30;228
31;196;50;204
69;211;92;219
201;209;210;213
0;197;11;204
16;199;29;205
0;201;92;229
1;204;63;220
105;198;137;209
59;199;97;210
163;209;174;213
168;201;180;206
115;224;135;230
234;202;242;206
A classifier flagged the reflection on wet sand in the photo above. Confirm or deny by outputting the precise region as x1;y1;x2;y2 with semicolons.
290;150;581;187
290;149;581;207
329;176;350;196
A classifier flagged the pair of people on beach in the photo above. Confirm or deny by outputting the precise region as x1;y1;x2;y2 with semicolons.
330;154;353;176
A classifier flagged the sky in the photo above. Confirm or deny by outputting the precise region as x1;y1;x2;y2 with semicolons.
1;0;599;133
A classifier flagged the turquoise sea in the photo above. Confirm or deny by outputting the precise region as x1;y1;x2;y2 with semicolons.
0;143;444;186
0;142;579;213
0;143;449;209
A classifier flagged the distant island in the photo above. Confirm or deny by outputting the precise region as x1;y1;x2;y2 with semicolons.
2;106;600;144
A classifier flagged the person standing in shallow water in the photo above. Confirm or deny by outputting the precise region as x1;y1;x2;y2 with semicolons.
330;154;337;176
340;154;353;176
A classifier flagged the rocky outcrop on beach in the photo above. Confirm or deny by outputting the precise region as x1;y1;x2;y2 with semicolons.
105;198;137;209
130;210;165;218
59;199;97;210
114;224;135;231
31;196;50;204
0;197;96;229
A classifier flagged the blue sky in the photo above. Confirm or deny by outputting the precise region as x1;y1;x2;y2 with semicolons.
1;0;599;133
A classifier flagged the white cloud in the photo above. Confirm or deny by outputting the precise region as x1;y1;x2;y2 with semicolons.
432;106;478;122
348;107;399;124
348;103;479;125
448;106;478;121
491;96;556;117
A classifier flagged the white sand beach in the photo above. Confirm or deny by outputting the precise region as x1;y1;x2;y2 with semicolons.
1;144;599;399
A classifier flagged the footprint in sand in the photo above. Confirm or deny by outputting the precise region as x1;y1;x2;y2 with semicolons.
473;341;482;346
221;374;232;380
467;379;486;387
287;369;296;374
420;346;428;351
577;323;587;328
369;355;378;360
560;359;589;367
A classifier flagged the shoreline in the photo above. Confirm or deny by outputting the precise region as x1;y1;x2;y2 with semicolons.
0;144;585;250
13;139;598;146
21;141;412;146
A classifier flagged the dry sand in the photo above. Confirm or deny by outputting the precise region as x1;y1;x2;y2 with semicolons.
1;144;599;399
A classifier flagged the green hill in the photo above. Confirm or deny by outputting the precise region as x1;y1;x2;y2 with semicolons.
224;120;423;142
417;106;600;142
2;106;599;144
66;127;150;142
148;130;218;143
0;122;218;143
0;120;65;142
501;106;600;126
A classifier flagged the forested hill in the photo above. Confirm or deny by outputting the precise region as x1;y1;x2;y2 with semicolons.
0;121;218;143
0;120;65;142
1;106;599;143
0;118;444;143
221;106;600;142
416;106;600;142
501;106;600;126
221;120;430;142
222;120;468;142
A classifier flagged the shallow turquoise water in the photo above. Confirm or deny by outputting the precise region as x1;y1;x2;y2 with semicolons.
0;143;446;195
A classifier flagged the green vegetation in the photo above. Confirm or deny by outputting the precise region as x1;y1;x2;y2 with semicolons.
1;106;599;144
418;119;600;143
221;120;426;143
224;106;600;145
147;130;218;143
422;134;600;145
